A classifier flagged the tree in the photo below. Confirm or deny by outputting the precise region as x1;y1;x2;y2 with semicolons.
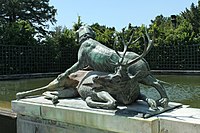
181;2;200;34
91;23;116;48
0;20;37;45
0;0;57;36
44;26;78;69
148;15;171;46
181;1;200;43
148;14;197;46
119;23;144;49
72;15;83;31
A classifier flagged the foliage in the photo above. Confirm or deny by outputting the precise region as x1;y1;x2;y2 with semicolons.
181;2;200;34
1;1;200;74
181;1;200;44
44;26;78;69
149;13;198;46
0;0;57;46
0;20;37;45
72;15;84;31
0;0;57;36
91;23;116;48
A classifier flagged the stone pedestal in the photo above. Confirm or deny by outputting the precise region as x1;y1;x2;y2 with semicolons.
12;96;200;133
158;108;200;133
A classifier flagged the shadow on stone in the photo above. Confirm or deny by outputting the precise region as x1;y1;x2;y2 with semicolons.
115;101;183;118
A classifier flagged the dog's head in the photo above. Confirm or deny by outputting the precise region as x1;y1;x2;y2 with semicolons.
76;25;96;44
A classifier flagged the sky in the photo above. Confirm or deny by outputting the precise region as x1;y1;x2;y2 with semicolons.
49;0;198;31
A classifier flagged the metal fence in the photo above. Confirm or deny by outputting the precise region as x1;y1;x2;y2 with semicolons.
145;44;200;70
0;44;199;75
0;45;77;75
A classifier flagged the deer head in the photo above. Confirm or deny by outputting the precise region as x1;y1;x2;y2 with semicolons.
93;28;153;87
110;27;153;82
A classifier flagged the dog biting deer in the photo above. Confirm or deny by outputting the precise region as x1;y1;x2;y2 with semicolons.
16;25;168;108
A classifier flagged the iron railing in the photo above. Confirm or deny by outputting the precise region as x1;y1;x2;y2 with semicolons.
0;45;77;75
145;44;200;70
0;44;199;75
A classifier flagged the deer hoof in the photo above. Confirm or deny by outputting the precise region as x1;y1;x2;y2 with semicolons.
16;92;26;99
147;98;158;110
52;96;59;104
107;102;117;109
157;98;169;108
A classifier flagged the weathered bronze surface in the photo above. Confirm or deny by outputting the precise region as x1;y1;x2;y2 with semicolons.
16;25;169;110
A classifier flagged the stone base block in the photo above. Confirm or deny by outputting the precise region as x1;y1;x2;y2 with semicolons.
12;96;159;133
158;108;200;133
12;96;200;133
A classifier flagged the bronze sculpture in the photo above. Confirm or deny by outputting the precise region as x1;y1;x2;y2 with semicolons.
16;25;169;109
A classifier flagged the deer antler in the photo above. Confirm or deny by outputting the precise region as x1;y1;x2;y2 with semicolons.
112;28;140;66
109;27;152;68
108;27;152;81
126;28;153;66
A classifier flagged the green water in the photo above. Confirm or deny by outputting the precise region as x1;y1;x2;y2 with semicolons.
0;75;199;109
0;77;54;108
141;75;200;108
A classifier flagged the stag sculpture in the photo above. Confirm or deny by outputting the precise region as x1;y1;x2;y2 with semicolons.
16;25;168;108
16;31;158;109
57;25;168;107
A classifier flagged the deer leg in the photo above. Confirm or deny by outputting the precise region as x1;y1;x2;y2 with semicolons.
43;88;79;104
43;91;59;104
85;91;117;109
27;61;85;100
16;77;67;100
16;61;84;100
16;85;54;99
138;93;158;110
140;74;169;108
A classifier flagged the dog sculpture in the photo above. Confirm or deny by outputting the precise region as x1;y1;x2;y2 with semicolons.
16;25;168;109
